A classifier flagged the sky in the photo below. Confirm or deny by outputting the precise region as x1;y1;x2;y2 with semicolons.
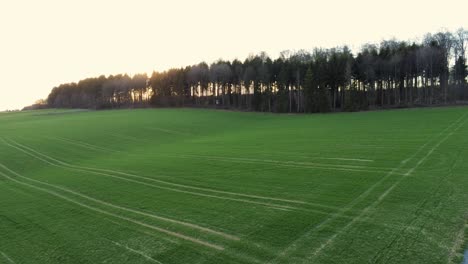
0;0;467;111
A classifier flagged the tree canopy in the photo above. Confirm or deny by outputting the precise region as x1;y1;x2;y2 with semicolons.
47;28;468;113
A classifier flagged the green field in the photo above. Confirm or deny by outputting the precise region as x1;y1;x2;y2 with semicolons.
1;107;467;264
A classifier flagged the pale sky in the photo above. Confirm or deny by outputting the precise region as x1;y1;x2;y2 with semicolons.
0;0;467;110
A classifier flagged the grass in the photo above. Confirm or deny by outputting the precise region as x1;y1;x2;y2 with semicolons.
0;107;467;263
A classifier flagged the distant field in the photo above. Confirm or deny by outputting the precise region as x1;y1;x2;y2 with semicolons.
1;107;467;264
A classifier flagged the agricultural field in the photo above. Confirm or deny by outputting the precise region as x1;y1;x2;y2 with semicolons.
0;107;467;264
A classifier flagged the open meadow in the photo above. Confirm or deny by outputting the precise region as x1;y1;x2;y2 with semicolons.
0;107;467;263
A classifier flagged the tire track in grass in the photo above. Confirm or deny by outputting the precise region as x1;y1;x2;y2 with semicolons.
0;163;270;264
104;219;265;264
2;138;300;212
1;138;363;262
390;225;450;251
238;149;375;163
316;157;373;162
102;218;180;245
2;138;337;213
0;251;15;264
76;168;300;212
13;136;359;211
0;170;224;251
27;136;338;210
5;136;356;261
25;136;381;211
81;167;340;211
46;136;120;153
50;137;111;152
76;167;314;207
169;154;401;175
370;145;464;262
146;127;191;136
270;112;468;263
108;240;163;264
1;139;375;227
0;163;240;241
371;171;450;263
301;113;468;263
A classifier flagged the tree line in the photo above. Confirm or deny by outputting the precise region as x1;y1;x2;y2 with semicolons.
47;28;468;113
